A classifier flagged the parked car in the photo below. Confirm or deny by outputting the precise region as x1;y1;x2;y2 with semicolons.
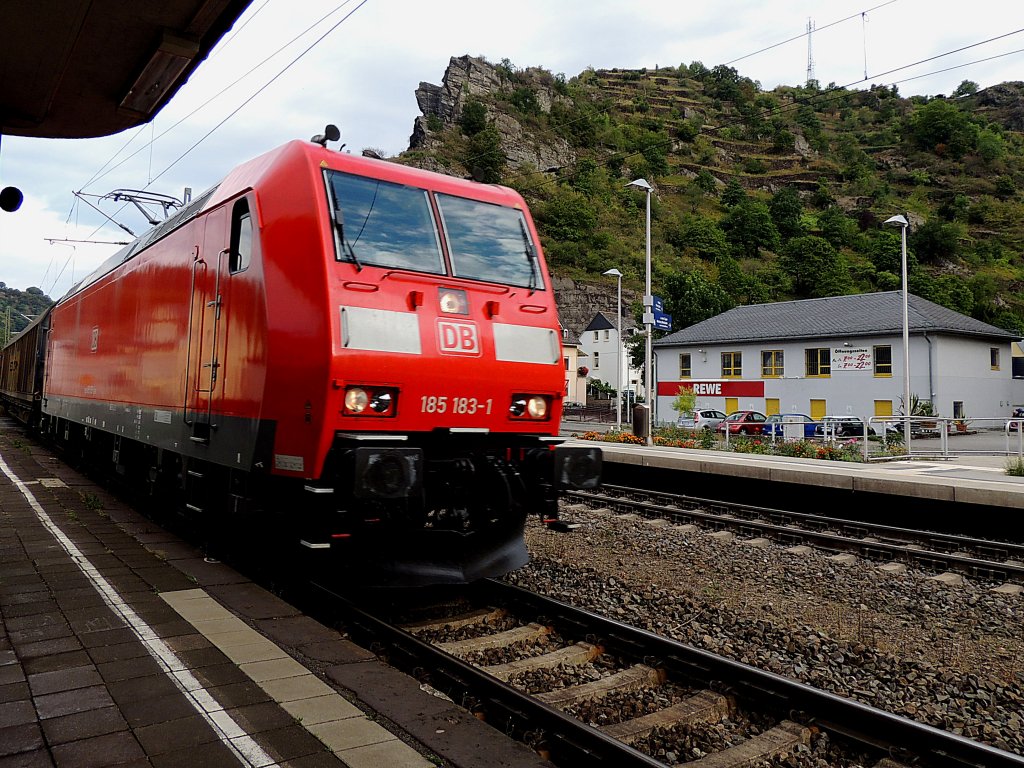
716;410;767;435
676;409;727;431
815;416;875;438
762;413;816;438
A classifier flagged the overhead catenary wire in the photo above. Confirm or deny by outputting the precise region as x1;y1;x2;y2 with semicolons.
74;0;368;251
145;0;369;188
507;27;1024;197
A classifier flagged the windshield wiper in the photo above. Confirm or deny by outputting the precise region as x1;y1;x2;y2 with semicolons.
333;208;362;271
520;219;538;295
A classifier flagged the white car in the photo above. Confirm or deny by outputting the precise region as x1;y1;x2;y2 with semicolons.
676;409;727;431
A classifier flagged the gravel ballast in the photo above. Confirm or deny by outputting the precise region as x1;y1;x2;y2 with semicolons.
506;506;1024;755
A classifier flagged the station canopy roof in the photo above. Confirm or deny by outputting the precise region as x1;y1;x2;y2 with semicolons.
1;0;252;139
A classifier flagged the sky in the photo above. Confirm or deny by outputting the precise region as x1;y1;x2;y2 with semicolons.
1;0;1022;299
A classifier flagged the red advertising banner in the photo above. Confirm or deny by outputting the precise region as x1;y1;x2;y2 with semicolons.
657;380;765;397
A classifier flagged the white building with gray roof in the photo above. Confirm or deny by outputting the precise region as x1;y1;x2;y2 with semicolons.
652;291;1022;427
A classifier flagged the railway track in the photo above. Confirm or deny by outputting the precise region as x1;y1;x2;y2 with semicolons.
566;485;1024;586
315;579;1024;768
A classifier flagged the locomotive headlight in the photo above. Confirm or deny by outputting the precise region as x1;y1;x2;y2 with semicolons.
370;391;392;413
527;396;547;418
344;387;369;413
509;394;549;420
438;288;469;315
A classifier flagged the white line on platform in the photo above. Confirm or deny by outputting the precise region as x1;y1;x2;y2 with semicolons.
0;455;278;768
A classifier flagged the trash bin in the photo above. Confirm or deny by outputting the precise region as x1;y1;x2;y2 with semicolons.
632;404;649;439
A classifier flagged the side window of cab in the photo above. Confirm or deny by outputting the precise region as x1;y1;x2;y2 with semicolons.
229;198;253;273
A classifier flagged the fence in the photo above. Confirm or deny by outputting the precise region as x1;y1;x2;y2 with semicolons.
713;415;1024;461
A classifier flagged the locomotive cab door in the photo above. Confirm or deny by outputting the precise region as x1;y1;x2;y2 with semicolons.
185;206;229;443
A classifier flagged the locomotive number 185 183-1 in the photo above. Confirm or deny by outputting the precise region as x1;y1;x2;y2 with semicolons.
420;396;493;415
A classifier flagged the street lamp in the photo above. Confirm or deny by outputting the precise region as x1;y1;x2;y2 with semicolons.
884;214;912;449
603;267;623;431
627;178;654;446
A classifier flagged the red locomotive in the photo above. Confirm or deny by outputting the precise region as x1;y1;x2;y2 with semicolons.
2;130;600;584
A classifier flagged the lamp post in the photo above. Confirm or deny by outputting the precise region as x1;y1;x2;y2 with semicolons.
603;267;623;431
884;214;912;449
627;178;654;446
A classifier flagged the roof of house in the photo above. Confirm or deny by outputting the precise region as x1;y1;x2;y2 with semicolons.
583;312;616;332
583;311;640;334
654;291;1018;347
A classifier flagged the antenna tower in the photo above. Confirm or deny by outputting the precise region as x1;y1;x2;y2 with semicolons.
805;18;815;85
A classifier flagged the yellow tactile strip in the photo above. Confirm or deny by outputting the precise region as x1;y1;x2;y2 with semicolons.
162;589;431;768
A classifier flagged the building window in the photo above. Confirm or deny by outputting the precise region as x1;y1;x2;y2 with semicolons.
761;350;783;377
874;345;892;377
593;352;600;369
953;400;965;419
721;351;742;378
679;353;691;378
604;330;610;340
562;328;568;340
593;331;599;342
991;348;1001;370
564;357;569;370
805;348;831;377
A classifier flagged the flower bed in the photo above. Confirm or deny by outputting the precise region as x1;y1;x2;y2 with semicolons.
577;430;889;463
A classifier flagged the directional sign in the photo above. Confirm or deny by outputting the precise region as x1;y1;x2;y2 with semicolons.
653;296;665;313
653;311;672;331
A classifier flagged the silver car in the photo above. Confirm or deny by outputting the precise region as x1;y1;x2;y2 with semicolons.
676;408;727;431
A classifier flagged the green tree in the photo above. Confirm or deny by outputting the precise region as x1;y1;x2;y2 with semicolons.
662;270;734;328
952;80;979;97
781;235;852;298
817;207;858;248
907;100;979;158
768;187;803;241
721;199;780;259
464;127;505;183
536;188;597;243
459;100;487;136
976;128;1004;165
910;219;961;263
868;231;918;274
720;178;746;207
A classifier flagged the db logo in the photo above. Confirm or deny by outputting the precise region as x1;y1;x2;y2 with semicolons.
437;320;480;356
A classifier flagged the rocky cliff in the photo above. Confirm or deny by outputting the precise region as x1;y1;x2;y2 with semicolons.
410;55;576;174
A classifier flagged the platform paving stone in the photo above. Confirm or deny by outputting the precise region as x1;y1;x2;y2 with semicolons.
39;706;129;746
147;739;243;768
27;664;103;695
0;722;45;758
50;730;145;768
34;685;114;720
0;680;31;704
133;714;222;754
117;691;199;729
21;650;92;676
0;699;36;729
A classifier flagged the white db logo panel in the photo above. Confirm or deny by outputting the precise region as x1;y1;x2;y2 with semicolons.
437;320;481;356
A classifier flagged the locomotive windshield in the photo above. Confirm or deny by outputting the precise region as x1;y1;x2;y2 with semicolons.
325;170;445;274
436;194;545;291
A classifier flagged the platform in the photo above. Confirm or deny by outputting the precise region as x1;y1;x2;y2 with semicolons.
586;441;1024;510
0;422;549;768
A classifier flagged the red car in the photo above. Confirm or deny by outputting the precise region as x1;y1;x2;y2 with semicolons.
716;410;768;435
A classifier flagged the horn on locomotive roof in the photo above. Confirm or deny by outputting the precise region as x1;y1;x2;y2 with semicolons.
311;124;341;148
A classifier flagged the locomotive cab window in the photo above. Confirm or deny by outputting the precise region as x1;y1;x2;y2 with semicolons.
436;194;545;291
324;170;444;274
229;199;253;273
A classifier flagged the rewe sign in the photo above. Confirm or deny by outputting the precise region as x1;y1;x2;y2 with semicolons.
657;380;766;397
